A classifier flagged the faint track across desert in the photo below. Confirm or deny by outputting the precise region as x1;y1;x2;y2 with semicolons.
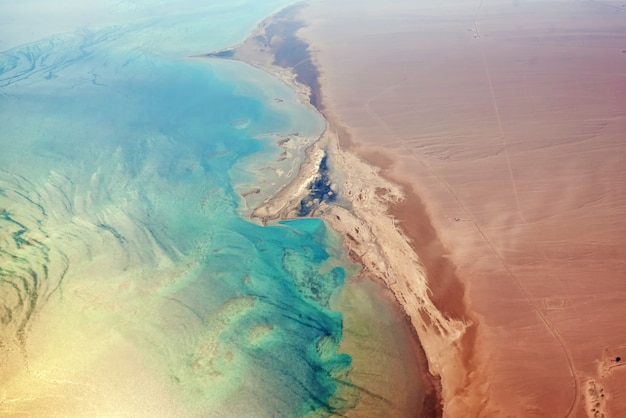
472;4;580;417
354;2;583;415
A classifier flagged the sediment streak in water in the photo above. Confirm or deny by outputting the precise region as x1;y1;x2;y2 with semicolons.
0;171;69;359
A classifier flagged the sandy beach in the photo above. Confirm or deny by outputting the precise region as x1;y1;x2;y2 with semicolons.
210;1;626;416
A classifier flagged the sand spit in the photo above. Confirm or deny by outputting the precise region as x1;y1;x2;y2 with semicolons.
198;3;476;416
199;4;317;111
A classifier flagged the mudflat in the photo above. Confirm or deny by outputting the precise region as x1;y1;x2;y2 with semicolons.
298;0;626;416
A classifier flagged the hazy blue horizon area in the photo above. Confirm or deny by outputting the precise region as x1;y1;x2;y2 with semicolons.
0;2;361;416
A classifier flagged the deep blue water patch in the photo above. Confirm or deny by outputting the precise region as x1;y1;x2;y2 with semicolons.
299;154;337;216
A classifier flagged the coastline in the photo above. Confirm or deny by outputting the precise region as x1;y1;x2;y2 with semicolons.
198;3;473;416
281;1;626;416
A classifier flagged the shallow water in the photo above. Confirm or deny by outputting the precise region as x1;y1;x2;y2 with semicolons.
0;2;423;416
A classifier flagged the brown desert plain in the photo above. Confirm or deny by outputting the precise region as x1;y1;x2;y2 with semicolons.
291;0;626;416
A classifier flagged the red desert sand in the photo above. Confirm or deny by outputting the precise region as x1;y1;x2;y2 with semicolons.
294;0;626;416
214;0;626;416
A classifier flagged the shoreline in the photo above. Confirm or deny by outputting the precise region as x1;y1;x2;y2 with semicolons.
197;3;474;416
280;1;626;415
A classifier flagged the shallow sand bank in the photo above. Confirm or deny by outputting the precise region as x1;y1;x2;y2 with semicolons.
297;0;626;416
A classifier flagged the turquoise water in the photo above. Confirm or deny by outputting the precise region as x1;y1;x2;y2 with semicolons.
0;3;360;416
